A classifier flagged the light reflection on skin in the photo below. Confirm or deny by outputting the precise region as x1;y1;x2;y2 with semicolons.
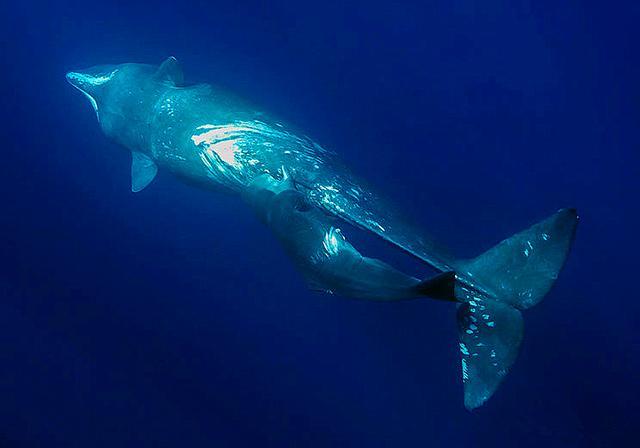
321;227;343;257
191;124;247;169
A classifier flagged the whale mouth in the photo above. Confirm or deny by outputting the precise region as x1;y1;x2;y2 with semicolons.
65;71;82;86
65;68;118;121
66;71;101;120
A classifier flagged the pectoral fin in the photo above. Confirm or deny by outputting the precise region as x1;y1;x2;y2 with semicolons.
131;151;157;192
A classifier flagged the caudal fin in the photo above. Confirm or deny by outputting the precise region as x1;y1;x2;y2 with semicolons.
454;208;578;409
458;208;578;309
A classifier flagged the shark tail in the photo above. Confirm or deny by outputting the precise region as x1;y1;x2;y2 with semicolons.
452;208;578;410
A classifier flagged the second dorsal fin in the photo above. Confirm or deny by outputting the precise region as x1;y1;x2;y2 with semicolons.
155;56;184;86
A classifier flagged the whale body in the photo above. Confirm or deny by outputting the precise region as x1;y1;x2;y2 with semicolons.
66;57;578;409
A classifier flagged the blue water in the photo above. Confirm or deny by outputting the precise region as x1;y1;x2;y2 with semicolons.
1;1;638;446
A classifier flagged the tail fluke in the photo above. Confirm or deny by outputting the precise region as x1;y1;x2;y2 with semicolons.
457;299;523;409
454;208;578;409
458;208;578;309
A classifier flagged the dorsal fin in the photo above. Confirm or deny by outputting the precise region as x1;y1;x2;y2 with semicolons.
155;56;184;86
131;151;157;192
279;166;295;190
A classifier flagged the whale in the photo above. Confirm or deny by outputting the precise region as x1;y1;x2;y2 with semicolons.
66;57;578;409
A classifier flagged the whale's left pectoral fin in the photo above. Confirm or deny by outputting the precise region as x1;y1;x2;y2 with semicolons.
155;56;184;86
131;151;158;192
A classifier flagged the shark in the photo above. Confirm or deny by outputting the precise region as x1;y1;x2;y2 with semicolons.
66;57;578;410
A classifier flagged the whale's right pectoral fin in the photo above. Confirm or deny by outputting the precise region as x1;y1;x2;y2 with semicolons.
155;56;184;86
131;151;158;192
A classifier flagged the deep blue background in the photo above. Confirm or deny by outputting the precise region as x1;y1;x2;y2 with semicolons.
1;1;638;446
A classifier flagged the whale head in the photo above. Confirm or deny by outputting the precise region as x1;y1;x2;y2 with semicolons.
65;65;120;120
66;58;183;148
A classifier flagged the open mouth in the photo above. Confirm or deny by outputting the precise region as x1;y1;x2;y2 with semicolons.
66;71;100;119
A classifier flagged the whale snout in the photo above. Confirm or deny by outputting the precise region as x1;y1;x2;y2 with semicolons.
66;70;102;119
65;71;98;94
65;71;79;86
65;65;119;92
